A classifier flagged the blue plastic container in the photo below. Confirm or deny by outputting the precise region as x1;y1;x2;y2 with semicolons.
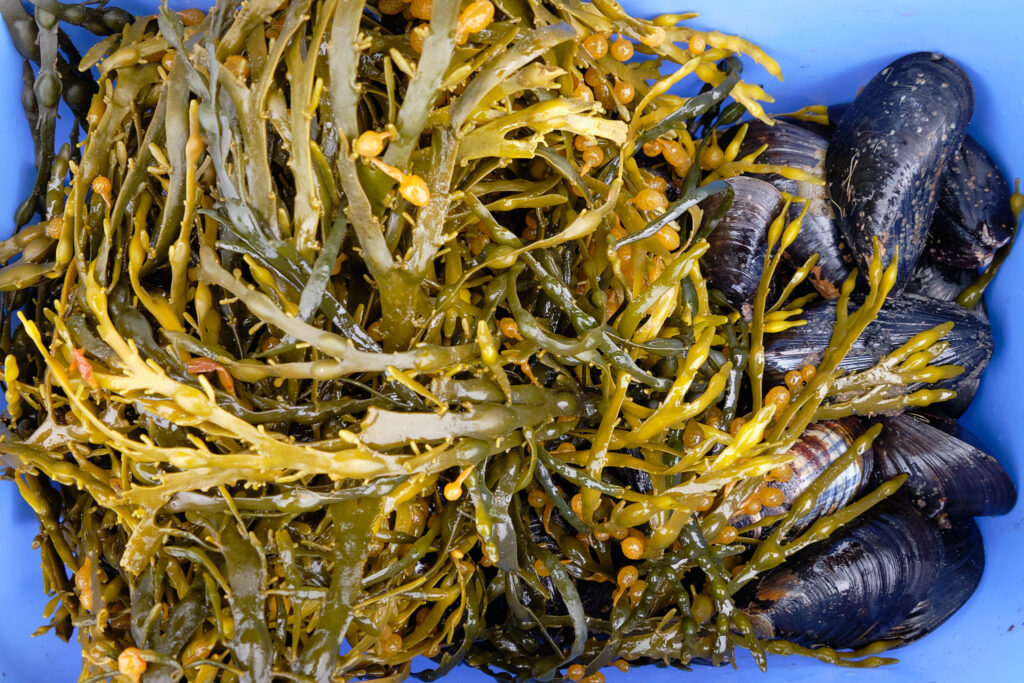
1;2;1022;681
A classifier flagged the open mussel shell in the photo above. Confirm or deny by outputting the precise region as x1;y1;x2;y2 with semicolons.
743;500;943;650
826;52;974;295
870;413;1017;517
872;517;984;645
736;120;852;298
763;293;993;417
731;417;872;536
926;135;1015;269
907;254;976;305
699;176;785;318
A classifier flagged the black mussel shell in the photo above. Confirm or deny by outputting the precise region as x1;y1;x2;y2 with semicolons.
926;135;1015;269
636;152;682;203
743;500;943;649
763;293;992;417
607;463;653;495
731;418;872;536
827;52;974;295
907;254;976;304
736;120;853;298
534;574;615;626
700;176;785;318
526;510;615;623
825;102;851;133
872;517;984;645
870;413;1017;517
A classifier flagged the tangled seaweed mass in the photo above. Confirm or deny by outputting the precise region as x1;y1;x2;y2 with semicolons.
0;1;1019;681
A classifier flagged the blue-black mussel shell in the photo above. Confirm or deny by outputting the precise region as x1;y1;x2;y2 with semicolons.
826;52;974;295
763;293;992;417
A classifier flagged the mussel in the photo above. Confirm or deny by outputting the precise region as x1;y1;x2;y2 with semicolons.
763;293;993;416
742;500;943;649
826;52;974;294
526;508;614;622
636;151;685;205
730;417;872;536
823;102;851;135
736;120;853;298
907;255;975;304
872;517;984;644
925;134;1015;269
699;176;785;317
608;454;653;495
870;412;1017;517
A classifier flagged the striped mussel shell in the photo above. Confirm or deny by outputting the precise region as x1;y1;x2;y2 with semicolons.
731;417;873;537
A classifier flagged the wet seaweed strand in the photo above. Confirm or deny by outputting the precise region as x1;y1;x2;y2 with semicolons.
0;2;988;682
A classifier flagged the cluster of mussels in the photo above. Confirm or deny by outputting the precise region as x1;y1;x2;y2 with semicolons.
686;52;1019;651
0;1;1019;682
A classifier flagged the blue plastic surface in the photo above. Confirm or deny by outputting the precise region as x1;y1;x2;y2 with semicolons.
2;1;1023;681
